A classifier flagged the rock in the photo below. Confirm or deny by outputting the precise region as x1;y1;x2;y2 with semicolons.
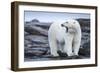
30;43;49;48
24;39;32;47
31;19;40;23
25;48;48;57
79;48;90;57
25;25;48;37
25;35;48;44
77;19;90;27
35;22;51;30
24;31;30;35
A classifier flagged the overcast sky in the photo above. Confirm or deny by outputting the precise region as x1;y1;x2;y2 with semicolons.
24;11;90;22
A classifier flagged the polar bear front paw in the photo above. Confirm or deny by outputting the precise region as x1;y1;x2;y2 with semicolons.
57;50;68;57
51;53;59;57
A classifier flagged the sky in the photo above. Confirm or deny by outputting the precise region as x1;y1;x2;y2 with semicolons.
24;11;90;22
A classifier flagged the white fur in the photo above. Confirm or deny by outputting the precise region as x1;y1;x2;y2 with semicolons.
48;19;81;57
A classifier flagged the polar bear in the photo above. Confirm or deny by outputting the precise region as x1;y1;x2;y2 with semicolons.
48;19;81;57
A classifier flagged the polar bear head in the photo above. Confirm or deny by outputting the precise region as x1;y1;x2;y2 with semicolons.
61;19;80;33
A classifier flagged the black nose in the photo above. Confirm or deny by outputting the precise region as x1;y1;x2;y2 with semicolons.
61;24;64;27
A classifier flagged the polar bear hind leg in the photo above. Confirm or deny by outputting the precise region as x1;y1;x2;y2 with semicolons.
48;38;59;57
73;41;81;56
64;38;74;56
73;36;81;56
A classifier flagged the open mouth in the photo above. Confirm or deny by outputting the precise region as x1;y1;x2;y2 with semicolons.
61;24;68;32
